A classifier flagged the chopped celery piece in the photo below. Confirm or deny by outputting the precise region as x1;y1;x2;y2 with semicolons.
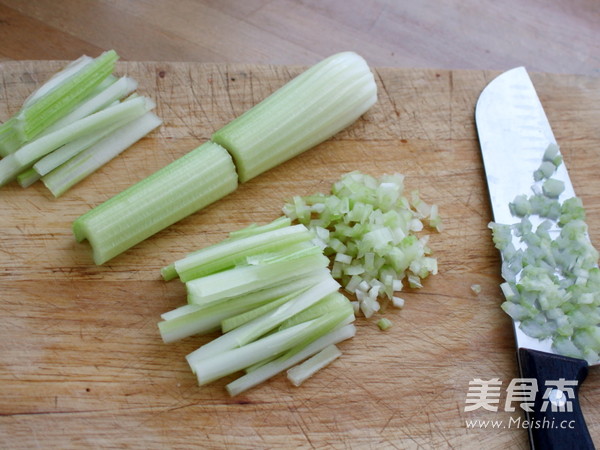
0;96;153;187
41;76;137;136
186;276;340;368
212;51;377;182
158;270;330;343
73;141;238;264
42;112;162;197
168;224;314;282
287;344;342;387
192;301;351;386
186;248;329;305
16;168;41;188
227;324;355;396
377;317;392;331
14;50;118;141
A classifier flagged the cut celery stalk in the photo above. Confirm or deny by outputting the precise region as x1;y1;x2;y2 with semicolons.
73;141;238;264
287;344;342;387
0;96;153;187
277;291;348;331
33;111;127;176
186;277;340;367
23;56;94;108
41;76;137;136
16;168;41;188
185;248;329;305
0;119;23;157
228;216;292;240
169;224;314;282
158;269;330;343
226;324;355;396
212;51;377;182
14;50;118;141
192;304;351;385
42;112;162;197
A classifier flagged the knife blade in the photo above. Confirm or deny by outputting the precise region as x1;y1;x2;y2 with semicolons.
476;67;596;450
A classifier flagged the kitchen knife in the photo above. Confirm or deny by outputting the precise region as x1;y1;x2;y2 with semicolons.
476;67;596;449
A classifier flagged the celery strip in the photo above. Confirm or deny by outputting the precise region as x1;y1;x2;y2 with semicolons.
158;269;330;343
287;344;342;387
14;50;118;141
41;76;136;136
0;96;153;187
16;168;41;188
185;249;329;305
226;324;355;396
228;216;292;240
193;305;351;386
212;51;377;182
42;112;162;197
173;224;314;282
186;277;340;367
73;141;238;264
0;119;22;157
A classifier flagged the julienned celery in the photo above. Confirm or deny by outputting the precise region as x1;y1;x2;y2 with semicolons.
0;96;154;187
73;141;238;265
226;324;356;396
286;344;342;387
212;51;377;182
14;50;119;141
42;112;162;197
74;51;377;264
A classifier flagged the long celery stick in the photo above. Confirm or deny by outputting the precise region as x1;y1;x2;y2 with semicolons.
226;324;355;396
41;76;137;136
16;168;40;188
287;344;342;387
0;119;23;157
0;96;153;186
14;50;118;141
168;224;314;282
185;277;340;367
42;112;162;197
192;304;351;385
158;269;330;343
73;141;238;264
185;249;329;305
212;51;377;182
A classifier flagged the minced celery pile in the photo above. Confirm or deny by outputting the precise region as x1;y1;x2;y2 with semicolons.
283;171;442;320
489;143;600;364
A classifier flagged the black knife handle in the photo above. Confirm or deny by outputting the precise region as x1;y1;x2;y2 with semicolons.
518;348;595;450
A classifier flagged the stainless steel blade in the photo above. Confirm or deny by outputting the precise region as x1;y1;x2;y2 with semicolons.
475;67;579;356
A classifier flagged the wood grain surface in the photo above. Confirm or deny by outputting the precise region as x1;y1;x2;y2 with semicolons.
0;0;599;77
1;60;600;449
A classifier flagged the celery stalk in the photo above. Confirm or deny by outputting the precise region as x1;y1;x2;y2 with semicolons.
73;141;238;264
0;119;22;157
14;50;118;141
212;51;377;182
286;344;342;387
42;112;162;197
16;168;41;188
185;277;340;367
226;324;355;396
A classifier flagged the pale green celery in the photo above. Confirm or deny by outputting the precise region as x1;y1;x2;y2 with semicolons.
0;96;153;187
16;168;41;188
73;141;238;265
0;119;22;157
212;51;377;182
14;50;118;141
34;111;128;176
160;216;294;281
169;224;314;282
228;216;292;240
186;249;329;305
158;270;330;343
192;303;351;385
227;323;355;396
42;112;162;197
186;277;340;368
277;291;348;331
23;56;94;108
377;317;392;330
287;344;342;387
41;76;137;136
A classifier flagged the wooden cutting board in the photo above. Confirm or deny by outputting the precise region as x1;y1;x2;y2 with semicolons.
1;60;599;449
